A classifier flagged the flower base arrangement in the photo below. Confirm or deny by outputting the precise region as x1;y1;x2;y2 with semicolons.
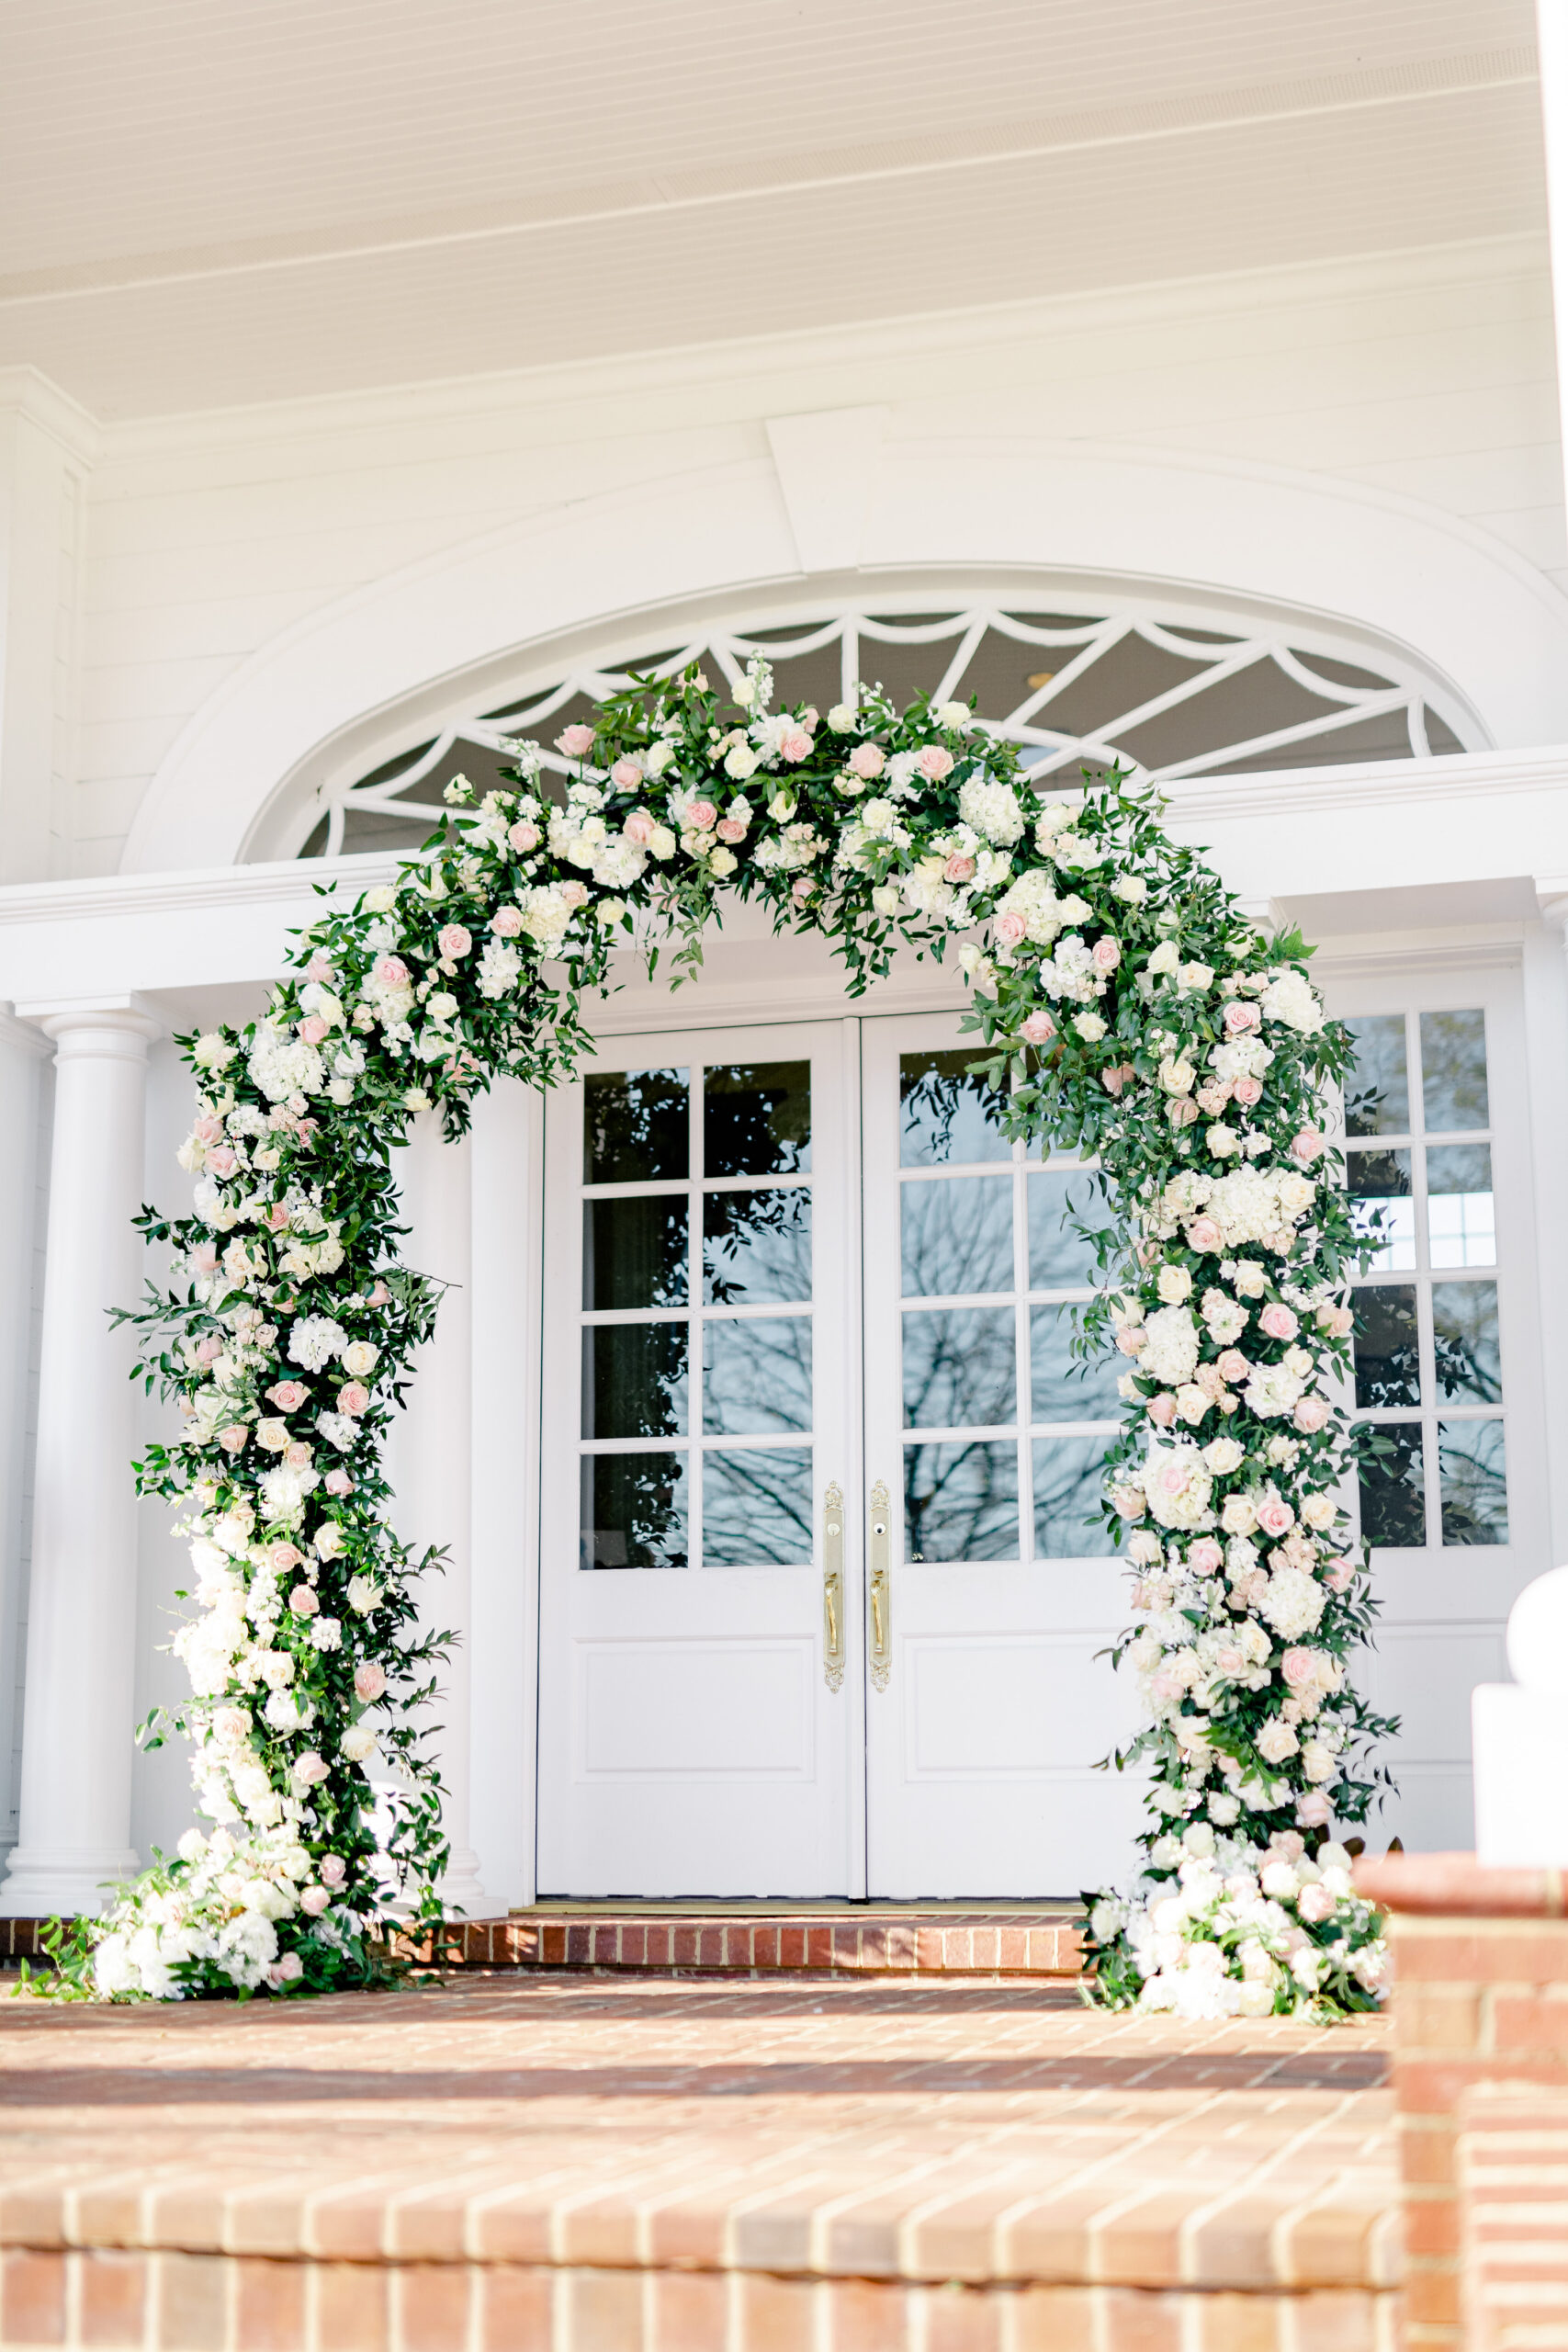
35;656;1392;2009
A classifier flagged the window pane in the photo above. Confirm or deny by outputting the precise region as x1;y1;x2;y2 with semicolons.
1030;1305;1122;1420
1032;1435;1118;1557
1353;1285;1421;1408
584;1197;687;1310
1028;1169;1111;1289
584;1068;688;1183
581;1452;689;1569
582;1323;688;1439
1344;1016;1409;1136
702;1188;811;1305
703;1448;812;1566
903;1306;1016;1429
899;1049;1011;1166
1421;1011;1489;1133
1433;1281;1502;1404
704;1062;811;1177
1359;1426;1426;1548
703;1317;812;1435
905;1440;1019;1561
1439;1419;1508;1545
1427;1144;1495;1269
1348;1147;1415;1272
901;1175;1013;1297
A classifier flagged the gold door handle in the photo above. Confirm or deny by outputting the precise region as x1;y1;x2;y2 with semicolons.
822;1482;845;1692
869;1478;891;1691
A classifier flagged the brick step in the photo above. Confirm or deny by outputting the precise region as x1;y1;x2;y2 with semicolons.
3;1908;1088;1979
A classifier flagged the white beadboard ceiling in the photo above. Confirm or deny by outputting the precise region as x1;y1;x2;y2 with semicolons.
0;0;1546;419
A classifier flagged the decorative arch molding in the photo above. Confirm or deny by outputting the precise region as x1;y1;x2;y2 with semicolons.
122;430;1568;874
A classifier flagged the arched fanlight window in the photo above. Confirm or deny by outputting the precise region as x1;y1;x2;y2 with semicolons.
291;596;1473;860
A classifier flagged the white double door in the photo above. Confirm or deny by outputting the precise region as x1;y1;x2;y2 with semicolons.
536;1012;1145;1898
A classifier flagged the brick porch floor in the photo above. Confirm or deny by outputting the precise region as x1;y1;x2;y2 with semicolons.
0;1973;1400;2351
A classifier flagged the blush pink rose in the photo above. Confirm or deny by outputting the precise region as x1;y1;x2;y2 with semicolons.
624;810;656;844
1317;1302;1355;1340
1188;1539;1224;1575
1215;1348;1251;1384
508;819;540;854
1293;1396;1331;1434
1291;1127;1325;1165
944;854;976;883
610;757;643;789
284;1442;314;1472
1146;1392;1179;1428
716;817;748;842
1233;1075;1263;1106
490;906;524;937
218;1424;247;1453
1216;1647;1245;1676
780;728;814;763
437;924;472;960
298;1015;330;1046
373;956;410;989
791;876;814;906
1297;1879;1337;1922
318;1854;347;1888
1258;1303;1299;1341
299;1885;332;1917
995;912;1026;946
269;1541;302;1572
1101;1067;1124;1096
207;1146;238;1179
847;742;885;780
306;953;335;984
1324;1557;1356;1592
1151;1670;1182;1702
267;1380;307;1410
556;724;595;758
558;880;590;908
918;744;955;782
1295;1791;1334;1829
337;1382;370;1418
685;800;717;833
1092;937;1122;972
289;1582;320;1616
193;1114;225;1145
190;1242;220;1276
1021;1010;1056;1045
1224;1000;1262;1034
1256;1498;1295;1540
367;1281;391;1307
196;1333;223;1366
1187;1216;1222;1251
265;1203;290;1232
1168;1096;1199;1127
324;1468;354;1497
354;1661;387;1702
1196;1086;1229;1116
1280;1646;1317;1689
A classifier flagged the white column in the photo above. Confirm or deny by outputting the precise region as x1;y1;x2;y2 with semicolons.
0;999;159;1917
389;1111;503;1917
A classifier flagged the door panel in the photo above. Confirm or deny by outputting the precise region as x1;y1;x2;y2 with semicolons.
861;1012;1146;1898
537;1020;863;1896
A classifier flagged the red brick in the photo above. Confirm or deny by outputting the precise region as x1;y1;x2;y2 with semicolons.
752;1926;779;1969
563;2265;644;2351
540;1924;567;1965
310;2263;389;2352
780;1927;807;1966
566;1925;592;1968
620;1924;647;1966
807;1928;833;1968
649;2268;727;2352
395;2262;476;2352
232;2255;307;2351
0;2246;66;2346
477;2265;553;2349
78;2247;149;2347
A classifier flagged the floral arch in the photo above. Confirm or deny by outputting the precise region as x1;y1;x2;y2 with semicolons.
70;658;1391;2017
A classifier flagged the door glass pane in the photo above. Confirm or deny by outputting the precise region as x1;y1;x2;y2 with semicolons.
1030;1305;1122;1420
905;1439;1019;1561
1432;1282;1502;1403
703;1448;812;1566
1344;1016;1409;1136
581;1453;689;1569
703;1317;812;1434
1427;1145;1495;1268
901;1175;1012;1297
1359;1428;1426;1548
584;1197;688;1310
582;1323;688;1438
1027;1169;1109;1288
899;1049;1011;1165
1349;1148;1415;1271
1352;1286;1420;1408
585;1067;688;1182
1032;1436;1118;1557
1422;1011;1489;1132
903;1306;1016;1428
702;1188;811;1305
1438;1419;1508;1544
705;1062;811;1176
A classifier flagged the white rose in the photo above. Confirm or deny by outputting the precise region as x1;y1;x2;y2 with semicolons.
1111;875;1148;904
871;885;901;917
1156;1265;1193;1305
1260;968;1324;1034
341;1340;379;1378
708;846;738;877
340;1723;378;1765
346;1575;383;1613
1074;1012;1107;1042
827;704;858;731
723;743;759;780
1256;1718;1300;1764
366;887;399;912
1302;1493;1337;1530
644;739;676;776
1203;1436;1246;1476
1302;1741;1337;1783
934;701;971;729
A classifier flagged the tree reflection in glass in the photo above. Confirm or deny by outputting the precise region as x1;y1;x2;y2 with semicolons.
704;1448;812;1566
905;1440;1019;1561
702;1188;810;1305
899;1050;1011;1165
581;1453;689;1570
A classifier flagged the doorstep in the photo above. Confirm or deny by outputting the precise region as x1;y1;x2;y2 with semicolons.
400;1903;1089;1978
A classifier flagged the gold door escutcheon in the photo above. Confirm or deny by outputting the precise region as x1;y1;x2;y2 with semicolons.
868;1478;891;1691
822;1482;845;1692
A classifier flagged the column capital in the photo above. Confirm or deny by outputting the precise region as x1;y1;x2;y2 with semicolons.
11;992;162;1050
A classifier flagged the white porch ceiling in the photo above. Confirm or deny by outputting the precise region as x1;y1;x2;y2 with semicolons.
0;0;1545;418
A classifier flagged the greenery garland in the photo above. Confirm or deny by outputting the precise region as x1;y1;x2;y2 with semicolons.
36;658;1392;2014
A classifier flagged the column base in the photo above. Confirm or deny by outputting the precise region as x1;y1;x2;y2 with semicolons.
437;1848;509;1920
0;1846;141;1918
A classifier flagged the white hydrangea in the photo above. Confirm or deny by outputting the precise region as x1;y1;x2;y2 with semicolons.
247;1024;323;1104
1245;1362;1306;1418
288;1317;347;1371
993;867;1066;945
1260;968;1324;1034
1144;1443;1213;1531
1140;1306;1201;1386
1260;1565;1326;1639
478;940;523;999
957;775;1024;846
